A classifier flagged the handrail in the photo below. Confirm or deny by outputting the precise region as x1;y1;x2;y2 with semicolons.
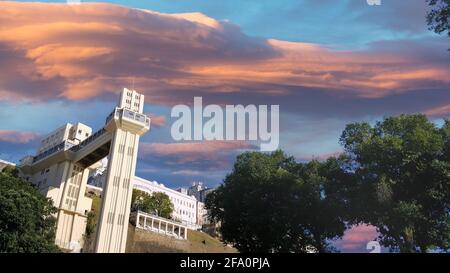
69;128;107;152
32;128;107;163
29;107;149;164
33;141;73;163
106;108;150;127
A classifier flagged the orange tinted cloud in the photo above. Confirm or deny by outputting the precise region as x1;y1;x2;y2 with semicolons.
139;140;256;166
141;141;254;157
0;130;39;144
147;114;166;128
0;2;449;106
424;104;450;118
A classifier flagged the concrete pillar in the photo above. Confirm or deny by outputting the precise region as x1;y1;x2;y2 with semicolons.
95;128;141;253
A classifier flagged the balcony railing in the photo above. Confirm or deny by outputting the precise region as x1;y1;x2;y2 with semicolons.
26;107;149;165
69;128;107;152
106;108;150;127
30;128;107;163
33;141;76;163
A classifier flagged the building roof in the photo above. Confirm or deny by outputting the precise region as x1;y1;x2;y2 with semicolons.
134;176;198;201
0;159;16;166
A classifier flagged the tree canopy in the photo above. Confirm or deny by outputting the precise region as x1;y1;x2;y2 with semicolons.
427;0;450;38
207;114;449;253
206;151;352;253
340;114;450;252
0;168;59;253
131;189;174;219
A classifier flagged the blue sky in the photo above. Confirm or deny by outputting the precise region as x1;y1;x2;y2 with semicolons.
17;0;432;48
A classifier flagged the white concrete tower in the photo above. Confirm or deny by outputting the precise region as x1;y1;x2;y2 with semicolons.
94;88;149;253
19;88;150;253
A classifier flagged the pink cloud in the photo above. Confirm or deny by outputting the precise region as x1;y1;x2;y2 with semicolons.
147;114;166;128
0;2;449;108
0;130;39;144
141;140;254;157
139;140;256;166
335;224;379;253
423;104;450;118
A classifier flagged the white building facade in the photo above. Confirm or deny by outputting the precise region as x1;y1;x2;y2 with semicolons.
37;123;93;154
0;159;15;171
133;177;203;230
87;163;208;230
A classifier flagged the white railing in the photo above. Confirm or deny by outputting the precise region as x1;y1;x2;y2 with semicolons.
106;108;151;127
135;211;188;240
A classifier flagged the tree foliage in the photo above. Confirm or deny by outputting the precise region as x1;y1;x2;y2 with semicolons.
427;0;450;38
340;114;450;252
83;195;101;252
131;189;174;219
0;168;59;253
207;115;449;253
206;151;352;253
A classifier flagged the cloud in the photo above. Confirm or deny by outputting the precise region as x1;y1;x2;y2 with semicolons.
0;2;277;102
0;129;40;163
0;129;39;144
334;224;379;253
171;169;204;176
147;113;166;128
135;140;256;187
138;140;256;172
140;140;255;161
424;104;450;118
0;2;449;120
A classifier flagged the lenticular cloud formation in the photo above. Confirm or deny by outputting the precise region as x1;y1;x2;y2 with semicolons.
1;2;449;119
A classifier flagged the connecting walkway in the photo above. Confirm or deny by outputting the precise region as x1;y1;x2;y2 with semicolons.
134;211;188;240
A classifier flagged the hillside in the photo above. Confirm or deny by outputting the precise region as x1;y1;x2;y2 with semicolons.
126;224;237;253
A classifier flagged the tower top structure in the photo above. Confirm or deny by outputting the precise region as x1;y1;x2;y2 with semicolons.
119;88;144;114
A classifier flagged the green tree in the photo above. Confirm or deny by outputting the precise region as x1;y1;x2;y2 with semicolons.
148;192;174;219
131;189;152;212
340;114;450;252
292;157;357;253
1;165;19;178
131;189;174;219
427;0;450;40
206;151;351;253
0;168;59;252
83;195;101;252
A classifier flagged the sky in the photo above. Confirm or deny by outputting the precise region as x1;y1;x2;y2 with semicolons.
0;0;449;252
